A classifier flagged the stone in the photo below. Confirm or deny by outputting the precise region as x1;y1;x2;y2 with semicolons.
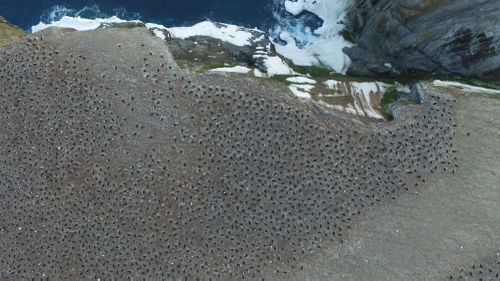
344;0;500;81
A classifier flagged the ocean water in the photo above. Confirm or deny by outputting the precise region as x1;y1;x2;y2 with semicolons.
0;0;321;33
0;0;352;73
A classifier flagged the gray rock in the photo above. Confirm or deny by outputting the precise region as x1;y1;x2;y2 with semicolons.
409;82;424;104
344;0;500;81
343;46;398;76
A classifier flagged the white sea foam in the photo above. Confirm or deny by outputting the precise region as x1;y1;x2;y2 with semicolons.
274;0;353;74
40;5;76;23
31;16;136;32
284;1;305;16
274;32;318;66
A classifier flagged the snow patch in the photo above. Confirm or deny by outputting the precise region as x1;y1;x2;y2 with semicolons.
324;80;340;89
253;55;295;77
145;23;167;30
286;76;316;84
350;82;387;119
166;21;261;47
433;80;500;94
289;84;313;99
208;66;251;74
320;80;388;120
151;29;166;40
254;69;266;78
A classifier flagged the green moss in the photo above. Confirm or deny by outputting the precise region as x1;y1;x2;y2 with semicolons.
380;85;398;114
474;93;500;100
0;16;26;47
266;75;289;83
265;75;291;89
290;65;334;77
320;96;353;106
340;29;356;43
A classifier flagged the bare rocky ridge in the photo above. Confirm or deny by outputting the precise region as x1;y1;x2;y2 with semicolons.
344;0;500;80
0;25;497;280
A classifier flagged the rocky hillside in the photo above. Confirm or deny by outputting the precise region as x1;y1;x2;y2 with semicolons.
344;0;500;80
0;25;461;279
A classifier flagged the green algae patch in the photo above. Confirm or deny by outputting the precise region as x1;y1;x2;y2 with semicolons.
380;85;398;114
0;16;26;48
291;64;334;77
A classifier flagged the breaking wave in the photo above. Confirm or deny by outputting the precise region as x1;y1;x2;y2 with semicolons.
38;4;141;28
33;0;352;73
36;1;337;48
269;0;325;48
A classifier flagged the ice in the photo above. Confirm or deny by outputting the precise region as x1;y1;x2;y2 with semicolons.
284;1;306;16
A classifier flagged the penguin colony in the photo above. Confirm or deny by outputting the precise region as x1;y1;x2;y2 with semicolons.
0;29;458;280
449;259;500;281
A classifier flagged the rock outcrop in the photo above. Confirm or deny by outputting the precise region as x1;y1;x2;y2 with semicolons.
344;0;500;80
0;16;26;47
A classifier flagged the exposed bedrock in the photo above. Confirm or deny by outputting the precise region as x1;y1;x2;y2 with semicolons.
344;0;500;80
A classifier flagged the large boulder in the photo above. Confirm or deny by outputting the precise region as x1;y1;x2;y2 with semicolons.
343;0;500;80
